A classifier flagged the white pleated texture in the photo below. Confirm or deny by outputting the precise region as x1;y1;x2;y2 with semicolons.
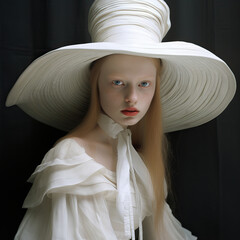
88;0;171;44
5;0;236;133
6;41;236;133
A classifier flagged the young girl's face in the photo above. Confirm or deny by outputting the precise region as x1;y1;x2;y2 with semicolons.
98;54;158;127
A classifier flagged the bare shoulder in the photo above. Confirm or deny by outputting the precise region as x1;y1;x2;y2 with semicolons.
54;126;117;172
54;133;90;150
55;126;100;156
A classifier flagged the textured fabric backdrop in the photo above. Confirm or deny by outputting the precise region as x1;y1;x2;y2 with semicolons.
1;0;239;239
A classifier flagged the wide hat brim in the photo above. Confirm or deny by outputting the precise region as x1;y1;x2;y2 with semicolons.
6;41;236;132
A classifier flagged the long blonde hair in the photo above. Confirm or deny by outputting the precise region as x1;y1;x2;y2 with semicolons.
130;58;166;232
73;55;167;233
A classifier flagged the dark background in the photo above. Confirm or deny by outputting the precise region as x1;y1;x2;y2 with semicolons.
1;0;239;239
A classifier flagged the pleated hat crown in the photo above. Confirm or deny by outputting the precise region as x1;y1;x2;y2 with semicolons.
88;0;171;44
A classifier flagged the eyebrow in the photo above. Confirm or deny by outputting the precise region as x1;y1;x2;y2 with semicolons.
107;74;156;80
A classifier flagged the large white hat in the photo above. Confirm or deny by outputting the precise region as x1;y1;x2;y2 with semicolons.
6;0;236;132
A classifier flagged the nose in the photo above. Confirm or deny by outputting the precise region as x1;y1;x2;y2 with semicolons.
125;85;138;104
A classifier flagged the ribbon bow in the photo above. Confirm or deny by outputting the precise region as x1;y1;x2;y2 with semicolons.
98;114;144;240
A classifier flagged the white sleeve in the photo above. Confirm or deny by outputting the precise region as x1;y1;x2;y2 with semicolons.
143;202;197;240
15;193;118;240
14;139;119;240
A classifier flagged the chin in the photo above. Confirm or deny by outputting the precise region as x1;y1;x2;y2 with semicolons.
120;117;141;127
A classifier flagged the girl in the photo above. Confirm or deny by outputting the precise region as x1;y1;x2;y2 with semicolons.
7;0;236;239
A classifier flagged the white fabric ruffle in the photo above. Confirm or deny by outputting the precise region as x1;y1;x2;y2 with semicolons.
15;115;197;239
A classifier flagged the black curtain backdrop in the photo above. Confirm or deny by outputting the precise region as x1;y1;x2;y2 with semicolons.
1;1;239;239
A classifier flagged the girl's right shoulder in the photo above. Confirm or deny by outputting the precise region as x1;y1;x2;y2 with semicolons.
24;136;114;208
34;137;92;170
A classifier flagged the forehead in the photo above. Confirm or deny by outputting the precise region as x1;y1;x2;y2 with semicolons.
99;54;159;76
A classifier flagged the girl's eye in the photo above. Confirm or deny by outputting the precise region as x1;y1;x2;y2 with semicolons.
139;81;150;87
112;80;124;86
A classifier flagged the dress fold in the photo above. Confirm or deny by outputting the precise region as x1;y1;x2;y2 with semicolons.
23;139;117;208
15;136;197;239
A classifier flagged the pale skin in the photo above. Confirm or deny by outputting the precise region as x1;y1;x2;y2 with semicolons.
65;54;158;172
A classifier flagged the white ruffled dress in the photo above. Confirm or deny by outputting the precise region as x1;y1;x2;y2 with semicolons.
15;114;197;240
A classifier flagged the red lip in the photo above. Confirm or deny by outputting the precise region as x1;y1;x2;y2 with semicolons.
121;108;139;116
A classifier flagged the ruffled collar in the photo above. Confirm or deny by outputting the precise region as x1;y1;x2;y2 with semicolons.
97;113;125;139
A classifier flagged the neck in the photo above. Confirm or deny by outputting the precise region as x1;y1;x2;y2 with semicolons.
94;124;117;146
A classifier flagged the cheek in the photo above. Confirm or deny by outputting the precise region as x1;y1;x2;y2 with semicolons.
142;89;155;107
98;86;108;109
98;86;121;110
